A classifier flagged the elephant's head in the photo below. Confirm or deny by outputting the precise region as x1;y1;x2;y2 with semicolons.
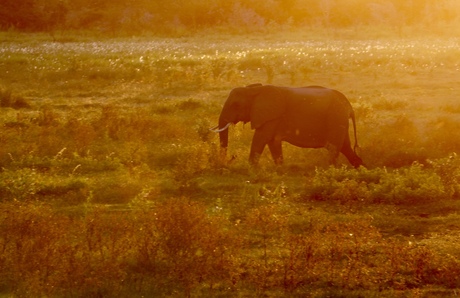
211;84;286;155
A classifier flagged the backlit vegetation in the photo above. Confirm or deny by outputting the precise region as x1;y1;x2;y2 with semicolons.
1;0;460;34
1;28;460;296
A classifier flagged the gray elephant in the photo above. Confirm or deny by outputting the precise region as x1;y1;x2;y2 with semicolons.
211;84;363;168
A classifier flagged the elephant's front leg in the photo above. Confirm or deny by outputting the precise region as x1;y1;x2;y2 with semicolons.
249;131;267;166
249;120;279;166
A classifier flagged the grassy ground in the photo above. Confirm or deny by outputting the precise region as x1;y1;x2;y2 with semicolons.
1;28;460;296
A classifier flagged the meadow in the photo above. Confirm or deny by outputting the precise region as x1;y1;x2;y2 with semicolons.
1;28;460;296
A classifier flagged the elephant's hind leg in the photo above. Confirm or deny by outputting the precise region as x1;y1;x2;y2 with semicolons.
268;139;283;165
340;135;363;168
325;123;347;166
325;142;341;166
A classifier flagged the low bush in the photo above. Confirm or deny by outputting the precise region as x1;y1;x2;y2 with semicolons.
0;167;89;203
0;87;30;109
1;187;460;296
0;199;242;296
427;153;460;199
307;163;448;205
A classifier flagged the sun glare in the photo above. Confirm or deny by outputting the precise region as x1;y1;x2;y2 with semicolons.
1;0;460;33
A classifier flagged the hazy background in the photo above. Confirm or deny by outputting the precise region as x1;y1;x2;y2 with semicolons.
1;0;459;34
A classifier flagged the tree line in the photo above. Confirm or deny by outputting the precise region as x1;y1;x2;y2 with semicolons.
1;0;459;33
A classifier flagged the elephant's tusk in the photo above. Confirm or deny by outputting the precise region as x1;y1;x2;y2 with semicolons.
209;123;231;132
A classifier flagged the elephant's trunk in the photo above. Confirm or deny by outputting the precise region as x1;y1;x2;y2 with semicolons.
217;117;230;163
218;118;229;149
209;117;231;163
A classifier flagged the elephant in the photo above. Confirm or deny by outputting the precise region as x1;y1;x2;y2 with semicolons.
210;84;363;168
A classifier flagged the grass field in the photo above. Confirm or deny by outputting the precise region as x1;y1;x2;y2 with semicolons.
1;28;460;296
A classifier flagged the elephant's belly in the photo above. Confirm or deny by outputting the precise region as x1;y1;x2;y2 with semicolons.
281;130;327;148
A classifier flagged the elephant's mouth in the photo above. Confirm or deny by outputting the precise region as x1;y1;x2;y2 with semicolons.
209;123;231;132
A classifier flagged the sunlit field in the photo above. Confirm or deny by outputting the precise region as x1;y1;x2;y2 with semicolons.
1;28;460;296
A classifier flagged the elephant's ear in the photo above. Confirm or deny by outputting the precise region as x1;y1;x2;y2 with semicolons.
250;85;286;130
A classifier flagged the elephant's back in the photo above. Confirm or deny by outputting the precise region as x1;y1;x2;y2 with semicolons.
287;87;352;116
277;87;351;147
284;88;333;119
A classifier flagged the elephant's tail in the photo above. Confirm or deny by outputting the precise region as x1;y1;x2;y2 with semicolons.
351;110;359;153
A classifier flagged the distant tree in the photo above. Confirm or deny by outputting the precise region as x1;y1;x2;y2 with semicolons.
0;0;459;33
0;0;68;31
0;0;39;29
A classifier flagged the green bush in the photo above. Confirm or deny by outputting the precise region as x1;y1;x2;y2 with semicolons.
372;163;445;204
0;167;89;203
427;153;460;199
307;163;447;205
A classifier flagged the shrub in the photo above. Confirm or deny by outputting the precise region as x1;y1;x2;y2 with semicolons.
0;201;113;296
427;153;460;198
243;203;290;291
371;163;445;204
0;87;30;109
172;141;221;194
0;167;89;203
65;116;98;155
307;164;447;205
1;196;459;296
152;199;241;295
176;98;204;111
308;166;380;203
0;168;41;200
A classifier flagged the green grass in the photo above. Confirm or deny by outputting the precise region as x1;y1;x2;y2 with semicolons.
1;28;460;296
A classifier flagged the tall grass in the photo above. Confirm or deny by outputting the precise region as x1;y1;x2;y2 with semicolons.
2;199;460;296
1;30;460;296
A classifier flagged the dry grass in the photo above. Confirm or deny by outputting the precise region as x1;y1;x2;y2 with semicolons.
1;29;460;296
